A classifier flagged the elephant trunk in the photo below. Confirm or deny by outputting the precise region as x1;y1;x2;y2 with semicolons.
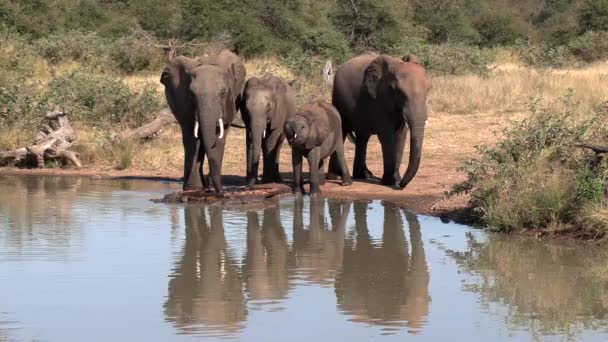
399;102;426;189
198;101;223;193
247;120;265;188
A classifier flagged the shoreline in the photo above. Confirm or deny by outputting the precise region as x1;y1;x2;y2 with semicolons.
0;166;465;217
1;167;602;243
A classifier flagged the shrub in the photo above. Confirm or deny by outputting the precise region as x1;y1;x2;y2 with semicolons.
515;40;575;67
111;37;165;73
34;31;115;66
568;31;608;62
399;40;495;75
42;69;161;126
452;96;608;234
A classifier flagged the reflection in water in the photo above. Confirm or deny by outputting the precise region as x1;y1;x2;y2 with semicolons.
335;201;430;333
242;205;291;305
440;233;608;339
164;205;247;337
0;176;84;253
291;198;349;285
8;175;608;340
163;198;430;337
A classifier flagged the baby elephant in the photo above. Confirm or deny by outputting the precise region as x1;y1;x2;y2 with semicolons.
239;74;296;189
284;101;352;195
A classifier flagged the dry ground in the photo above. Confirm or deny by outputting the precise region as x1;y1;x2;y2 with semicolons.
2;59;608;216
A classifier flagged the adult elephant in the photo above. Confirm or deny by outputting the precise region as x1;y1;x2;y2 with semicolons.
328;53;430;189
238;74;296;189
160;50;246;192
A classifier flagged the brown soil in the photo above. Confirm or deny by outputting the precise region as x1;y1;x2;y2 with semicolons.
0;112;515;219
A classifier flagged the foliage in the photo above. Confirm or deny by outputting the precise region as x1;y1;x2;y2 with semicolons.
568;31;608;62
451;95;608;234
400;40;495;75
515;40;575;67
43;70;161;126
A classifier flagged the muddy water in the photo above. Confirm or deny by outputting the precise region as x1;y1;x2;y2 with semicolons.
1;176;608;341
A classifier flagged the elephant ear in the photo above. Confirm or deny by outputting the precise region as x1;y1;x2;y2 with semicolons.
223;67;237;121
364;56;390;99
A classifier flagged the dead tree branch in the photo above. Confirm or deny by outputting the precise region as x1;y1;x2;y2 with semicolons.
0;110;81;168
116;107;176;141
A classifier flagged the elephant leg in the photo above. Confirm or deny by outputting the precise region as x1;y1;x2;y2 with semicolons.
182;130;203;191
353;133;373;180
245;129;257;189
378;132;398;187
318;158;326;185
292;149;304;194
393;125;408;184
327;126;347;181
333;135;352;186
307;147;322;195
261;129;283;183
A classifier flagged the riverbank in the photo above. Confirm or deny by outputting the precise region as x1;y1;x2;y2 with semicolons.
0;110;511;219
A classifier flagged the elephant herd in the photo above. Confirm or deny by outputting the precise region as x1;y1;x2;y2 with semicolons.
160;50;430;195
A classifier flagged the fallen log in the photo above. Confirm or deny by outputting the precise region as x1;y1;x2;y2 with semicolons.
575;142;608;154
116;107;245;142
0;110;82;168
116;107;176;141
575;142;608;172
153;183;293;205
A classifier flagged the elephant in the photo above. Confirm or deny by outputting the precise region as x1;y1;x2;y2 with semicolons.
291;197;350;285
238;74;296;189
328;52;430;189
242;204;291;302
164;205;247;336
160;50;246;192
334;201;430;331
284;101;352;195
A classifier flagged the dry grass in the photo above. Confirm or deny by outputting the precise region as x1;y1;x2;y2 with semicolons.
430;62;608;116
2;59;607;190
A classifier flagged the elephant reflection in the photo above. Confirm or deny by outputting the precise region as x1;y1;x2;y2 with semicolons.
291;198;351;285
164;205;247;336
335;201;430;331
242;205;291;302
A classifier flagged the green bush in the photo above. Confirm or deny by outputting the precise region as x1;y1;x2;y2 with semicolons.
33;31;114;66
37;70;159;127
452;96;608;234
399;40;495;75
578;0;608;32
568;31;608;62
0;29;40;84
111;37;165;73
515;39;575;67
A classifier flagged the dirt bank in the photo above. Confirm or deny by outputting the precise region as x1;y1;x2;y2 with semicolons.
0;112;514;219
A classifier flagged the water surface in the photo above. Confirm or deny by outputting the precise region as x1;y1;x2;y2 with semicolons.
1;175;607;341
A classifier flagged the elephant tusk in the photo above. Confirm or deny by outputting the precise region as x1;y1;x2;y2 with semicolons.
263;129;266;139
294;133;298;139
425;120;428;127
194;121;199;138
218;118;224;139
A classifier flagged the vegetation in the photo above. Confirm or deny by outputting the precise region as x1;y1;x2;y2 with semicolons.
452;96;608;237
1;0;608;237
